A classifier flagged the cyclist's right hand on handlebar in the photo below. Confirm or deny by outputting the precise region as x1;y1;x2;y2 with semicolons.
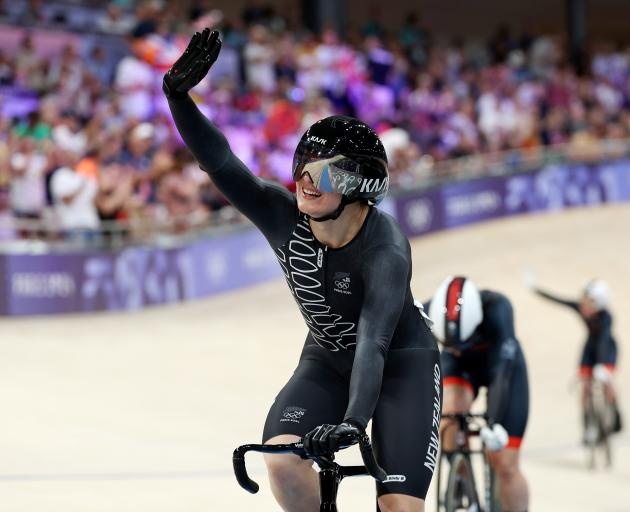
163;28;222;99
480;423;509;451
303;422;363;456
593;363;612;383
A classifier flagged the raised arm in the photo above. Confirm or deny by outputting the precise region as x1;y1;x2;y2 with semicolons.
343;245;409;428
533;287;579;311
163;29;296;246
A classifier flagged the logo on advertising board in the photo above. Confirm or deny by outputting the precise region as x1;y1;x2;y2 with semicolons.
505;164;615;213
404;198;433;233
206;252;228;282
445;190;501;219
11;272;76;298
81;249;190;310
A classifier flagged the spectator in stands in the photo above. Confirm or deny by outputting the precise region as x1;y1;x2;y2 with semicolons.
131;1;159;39
16;0;45;26
86;45;115;87
14;33;39;84
9;136;48;221
0;50;15;85
47;44;82;90
97;2;135;35
244;24;276;93
120;122;156;203
156;165;207;231
114;44;155;120
50;163;99;238
75;140;112;184
12;110;51;141
95;162;135;224
5;3;630;244
51;110;87;156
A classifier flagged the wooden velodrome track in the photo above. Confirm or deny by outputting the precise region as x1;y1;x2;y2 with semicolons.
0;205;629;511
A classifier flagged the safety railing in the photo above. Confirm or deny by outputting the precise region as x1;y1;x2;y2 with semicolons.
396;137;630;190
2;137;630;253
0;206;246;252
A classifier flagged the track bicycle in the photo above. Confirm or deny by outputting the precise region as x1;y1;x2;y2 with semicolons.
436;413;500;512
583;374;615;470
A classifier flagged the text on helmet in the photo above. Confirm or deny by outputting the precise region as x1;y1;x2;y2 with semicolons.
359;177;389;194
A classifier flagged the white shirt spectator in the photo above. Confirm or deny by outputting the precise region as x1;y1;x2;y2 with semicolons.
244;41;275;92
314;43;338;90
380;127;410;168
10;152;47;215
52;124;87;155
594;81;623;115
114;55;155;120
51;167;99;230
478;93;518;142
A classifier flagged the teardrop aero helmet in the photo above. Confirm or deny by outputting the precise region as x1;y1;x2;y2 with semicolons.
583;279;610;310
428;276;483;350
292;115;389;221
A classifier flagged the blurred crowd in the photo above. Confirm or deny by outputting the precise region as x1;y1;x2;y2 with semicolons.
2;0;630;242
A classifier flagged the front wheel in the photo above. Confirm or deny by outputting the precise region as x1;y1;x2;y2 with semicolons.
444;453;480;512
584;382;614;470
584;399;598;470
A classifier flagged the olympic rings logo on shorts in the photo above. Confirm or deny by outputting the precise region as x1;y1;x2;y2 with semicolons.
281;407;307;421
335;280;350;290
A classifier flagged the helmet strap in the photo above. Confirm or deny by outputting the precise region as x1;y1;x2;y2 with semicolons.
309;196;350;222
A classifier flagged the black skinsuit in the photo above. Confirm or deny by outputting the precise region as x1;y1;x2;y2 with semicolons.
168;95;441;499
535;288;618;372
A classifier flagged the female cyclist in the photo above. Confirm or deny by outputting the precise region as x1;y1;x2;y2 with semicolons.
163;29;441;512
532;279;622;435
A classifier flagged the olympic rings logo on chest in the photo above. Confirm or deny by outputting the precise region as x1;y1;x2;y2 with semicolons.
333;272;352;295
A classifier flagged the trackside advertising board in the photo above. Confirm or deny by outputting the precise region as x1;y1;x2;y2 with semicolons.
2;160;629;315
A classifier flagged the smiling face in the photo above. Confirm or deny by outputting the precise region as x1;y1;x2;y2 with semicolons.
296;171;343;218
294;155;347;218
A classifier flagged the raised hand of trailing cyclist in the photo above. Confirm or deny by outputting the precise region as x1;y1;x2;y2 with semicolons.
303;421;364;457
480;423;509;451
163;28;222;99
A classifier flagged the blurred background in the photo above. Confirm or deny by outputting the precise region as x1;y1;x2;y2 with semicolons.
2;0;630;258
0;0;629;510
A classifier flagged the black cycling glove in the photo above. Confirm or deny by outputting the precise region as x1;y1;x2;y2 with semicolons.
163;27;222;99
303;421;364;457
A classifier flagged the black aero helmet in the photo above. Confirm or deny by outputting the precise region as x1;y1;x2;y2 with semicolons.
292;116;389;211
